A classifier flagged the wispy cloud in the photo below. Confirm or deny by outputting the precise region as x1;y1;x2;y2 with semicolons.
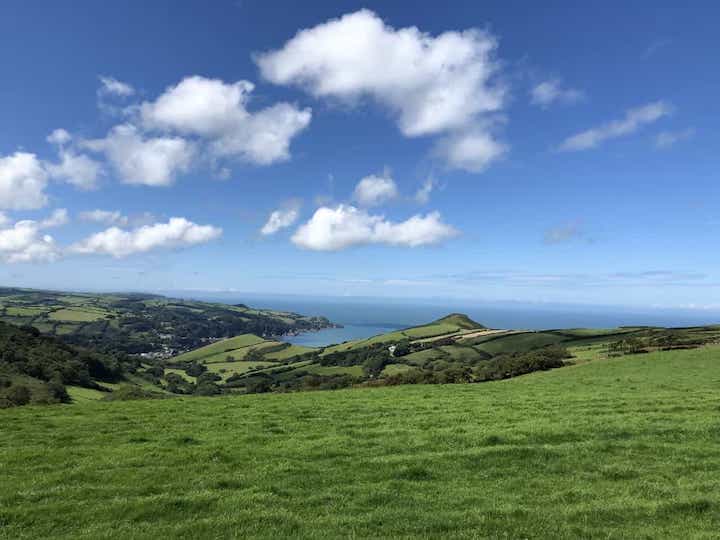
530;79;584;108
544;221;583;244
559;101;671;151
654;128;695;149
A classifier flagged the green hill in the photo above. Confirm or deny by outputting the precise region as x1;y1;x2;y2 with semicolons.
0;287;335;357
0;321;133;407
433;312;485;329
2;345;719;537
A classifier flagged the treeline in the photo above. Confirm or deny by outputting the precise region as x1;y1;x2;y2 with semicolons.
0;322;133;407
223;345;571;395
383;345;571;386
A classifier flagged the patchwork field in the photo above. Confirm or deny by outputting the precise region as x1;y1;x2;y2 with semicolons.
0;287;335;358
2;346;720;538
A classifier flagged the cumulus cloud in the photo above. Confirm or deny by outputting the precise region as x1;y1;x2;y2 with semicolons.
0;209;68;263
0;152;49;210
257;9;505;171
46;150;103;190
79;209;129;227
352;171;398;207
291;204;458;251
530;79;584;108
559;101;671;151
261;206;300;235
414;178;435;204
70;217;222;258
82;124;194;186
98;76;135;97
436;130;507;172
655;128;694;149
40;208;69;228
139;76;311;165
47;128;72;146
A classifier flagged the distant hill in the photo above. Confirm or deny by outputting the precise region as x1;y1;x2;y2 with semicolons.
0;287;335;358
432;313;485;330
0;321;132;407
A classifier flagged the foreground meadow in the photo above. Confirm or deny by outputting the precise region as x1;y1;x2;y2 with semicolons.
2;347;720;538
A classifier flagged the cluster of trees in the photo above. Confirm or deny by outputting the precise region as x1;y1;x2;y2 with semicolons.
382;346;570;387
608;337;648;356
0;322;131;407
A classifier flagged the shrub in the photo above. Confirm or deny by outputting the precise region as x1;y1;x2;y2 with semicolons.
7;384;31;406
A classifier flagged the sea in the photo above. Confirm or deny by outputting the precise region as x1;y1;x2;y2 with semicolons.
167;291;720;348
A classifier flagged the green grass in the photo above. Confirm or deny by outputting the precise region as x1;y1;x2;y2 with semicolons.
474;331;567;354
172;334;269;363
381;363;415;376
2;347;720;538
66;386;107;402
164;368;196;383
300;364;364;376
205;361;277;380
4;306;46;317
262;344;314;361
48;309;107;322
401;323;459;339
438;344;484;361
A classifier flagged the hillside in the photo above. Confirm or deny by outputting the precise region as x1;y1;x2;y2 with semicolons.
2;345;719;537
0;288;335;358
0;321;133;407
154;314;720;396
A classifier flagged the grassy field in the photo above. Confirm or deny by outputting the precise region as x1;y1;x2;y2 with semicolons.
168;334;271;363
2;345;720;538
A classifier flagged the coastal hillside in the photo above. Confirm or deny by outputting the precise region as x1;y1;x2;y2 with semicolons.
2;345;719;537
0;288;334;358
0;321;133;407
67;313;718;400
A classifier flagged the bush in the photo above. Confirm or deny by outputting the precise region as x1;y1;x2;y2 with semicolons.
7;384;31;406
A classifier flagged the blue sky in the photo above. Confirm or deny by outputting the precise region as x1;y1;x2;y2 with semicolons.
0;0;718;308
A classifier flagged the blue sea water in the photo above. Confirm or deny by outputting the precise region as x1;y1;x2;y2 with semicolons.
170;291;720;348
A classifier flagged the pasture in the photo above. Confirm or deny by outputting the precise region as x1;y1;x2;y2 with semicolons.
2;346;720;538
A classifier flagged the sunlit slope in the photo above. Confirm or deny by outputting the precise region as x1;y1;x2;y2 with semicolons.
2;346;720;538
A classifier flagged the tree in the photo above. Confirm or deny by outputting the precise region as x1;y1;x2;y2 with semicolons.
8;385;31;406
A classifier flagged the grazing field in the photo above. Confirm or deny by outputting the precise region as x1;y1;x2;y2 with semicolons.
171;334;272;363
2;346;720;538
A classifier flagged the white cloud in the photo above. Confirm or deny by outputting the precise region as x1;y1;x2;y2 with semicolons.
79;209;129;227
559;101;671;151
47;128;72;145
70;217;222;258
40;208;69;228
544;222;582;244
0;152;49;210
46;150;103;190
437;129;507;172
530;79;584;108
257;9;505;171
82;124;194;186
291;204;458;251
414;178;435;204
98;76;135;97
655;128;694;149
261;206;300;235
139;75;311;165
0;210;69;263
352;171;398;207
